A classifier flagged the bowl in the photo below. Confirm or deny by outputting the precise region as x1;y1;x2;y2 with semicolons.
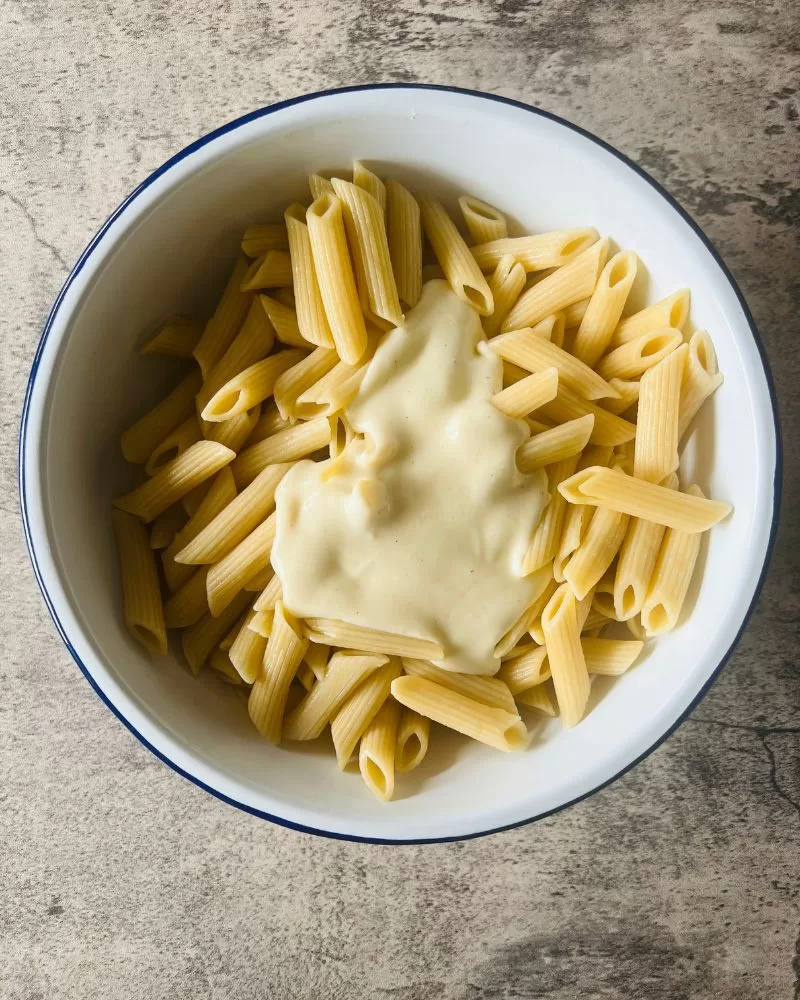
19;85;780;843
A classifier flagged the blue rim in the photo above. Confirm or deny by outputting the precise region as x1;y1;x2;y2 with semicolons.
19;84;782;844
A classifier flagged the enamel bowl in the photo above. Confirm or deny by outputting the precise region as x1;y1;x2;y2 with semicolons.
20;85;780;842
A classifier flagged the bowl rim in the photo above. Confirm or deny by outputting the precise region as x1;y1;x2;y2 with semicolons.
18;83;782;844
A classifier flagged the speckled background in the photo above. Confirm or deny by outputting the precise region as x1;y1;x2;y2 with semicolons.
1;1;798;997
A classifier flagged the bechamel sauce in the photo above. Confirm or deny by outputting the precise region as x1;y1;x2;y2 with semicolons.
272;281;548;675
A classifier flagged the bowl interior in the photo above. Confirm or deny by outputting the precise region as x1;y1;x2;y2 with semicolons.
24;88;777;841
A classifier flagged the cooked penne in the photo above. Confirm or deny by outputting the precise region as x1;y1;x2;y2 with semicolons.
516;414;595;472
209;648;244;685
483;255;527;338
244;564;273;591
562;298;590;329
553;501;588;583
112;509;167;655
181;480;213;517
193;257;252;379
386;179;422;309
248;601;308;743
609;288;690;348
284;202;335;349
521;455;580;573
359;698;402;801
471;228;599;273
274;345;339;420
120;369;202;465
395;709;430;772
634;345;686;483
182;591;251;675
391;675;528;752
253;572;282;612
308;173;334;200
489;326;619;400
240;250;293;292
295;662;315;692
418;194;493;315
516;680;557;714
176;463;289;565
353;160;387;214
248;608;274;637
497;644;550;693
330;178;403;329
492;367;558;420
201;350;304;423
140;317;202;358
641;485;705;635
541;583;590;728
494;565;554;655
259;294;313;349
331;661;403;768
537;383;636;447
458;195;508;244
306;193;369;364
228;611;268;684
564;502;629;600
283;651;388;741
580;637;643;675
600;378;640;416
597;328;682;381
114;441;236;522
678;330;723;440
164;566;209;628
304;642;330;682
241;222;289;258
502;237;609;331
302;619;444;660
203;406;261;454
149;504;187;550
572;250;638;366
246;401;292;444
205;512;276;616
145;415;202;476
402;658;516;712
559;466;731;531
162;467;236;591
231;417;331;488
591;568;618;620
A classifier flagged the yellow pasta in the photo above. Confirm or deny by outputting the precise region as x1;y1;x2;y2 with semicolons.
353;160;387;214
497;644;550;693
571;250;638;366
306;193;369;364
145;415;201;476
564;502;630;601
140;317;202;358
418;194;494;315
231;417;331;488
562;298;590;329
209;648;243;685
391;675;528;752
120;369;202;465
176;463;289;565
240;250;293;292
164;566;208;628
634;344;687;483
471;228;599;273
641;485;705;635
283;651;388;741
273;345;339;420
111;509;167;655
591;567;619;620
193;257;252;378
248;608;274;638
253;572;282;612
402;658;516;713
203;406;261;454
228;611;268;684
149;504;187;550
600;378;640;416
248;601;308;743
246;401;292;444
580;637;643;675
331;661;403;769
386;179;422;309
521;455;580;573
516;681;557;715
241;222;289;258
202;349;304;422
395;709;430;772
259;294;312;349
537;383;636;447
458;195;508;244
609;288;690;349
302;619;444;660
284;202;335;348
359;698;402;801
540;583;590;728
492;367;559;420
308;173;335;200
494;565;554;655
516;414;595;473
678;330;724;440
483;255;527;338
182;591;251;675
558;466;731;531
502;237;609;331
162;467;236;591
243;564;273;591
205;511;276;616
114;441;236;522
597;328;683;381
304;642;330;682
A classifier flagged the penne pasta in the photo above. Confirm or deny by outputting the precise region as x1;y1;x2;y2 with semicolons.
248;601;308;743
359;698;402;801
284;202;335;348
209;648;243;685
516;414;595;472
402;658;516;713
120;369;202;465
140;317;202;358
540;583;590;728
331;661;403;769
306;193;369;364
391;675;528;752
353;160;387;214
591;568;618;620
145;415;201;476
259;294;313;349
205;511;276;616
483;255;527;338
564;503;630;601
164;566;209;628
458;195;508;244
240;250;293;292
580;637;643;675
114;441;236;522
182;590;251;675
494;565;554;655
304;642;330;682
273;345;339;420
558;466;731;531
162;467;236;591
497;644;550;693
228;611;268;684
112;509;167;655
521;455;580;573
386;179;422;308
634;344;687;483
600;378;640;416
571;250;638;367
418;194;494;315
308;173;335;200
246;401;292;445
201;349;304;422
678;330;724;440
516;680;557;715
537;383;636;447
492;367;558;420
241;222;289;258
471;228;599;273
253;572;282;612
562;298;590;329
203;406;261;454
609;289;690;349
193;257;252;379
248;607;274;638
502;237;609;331
302;619;444;661
149;504;187;550
596;328;683;381
231;416;331;488
395;709;430;772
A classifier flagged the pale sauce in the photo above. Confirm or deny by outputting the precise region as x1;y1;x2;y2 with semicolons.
272;281;548;675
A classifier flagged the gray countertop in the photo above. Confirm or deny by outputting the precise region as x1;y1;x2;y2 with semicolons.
1;2;798;997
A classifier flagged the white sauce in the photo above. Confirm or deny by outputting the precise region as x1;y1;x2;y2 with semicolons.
272;281;548;675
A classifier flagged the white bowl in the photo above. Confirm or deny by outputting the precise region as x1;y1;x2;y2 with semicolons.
20;85;780;842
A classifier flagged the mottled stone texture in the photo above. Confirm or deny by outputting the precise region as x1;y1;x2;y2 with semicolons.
1;0;798;997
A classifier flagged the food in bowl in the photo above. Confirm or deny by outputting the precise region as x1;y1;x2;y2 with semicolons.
111;160;731;801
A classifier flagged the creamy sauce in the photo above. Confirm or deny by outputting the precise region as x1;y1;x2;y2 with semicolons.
272;281;548;675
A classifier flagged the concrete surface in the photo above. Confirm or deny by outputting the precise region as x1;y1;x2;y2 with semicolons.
1;1;798;997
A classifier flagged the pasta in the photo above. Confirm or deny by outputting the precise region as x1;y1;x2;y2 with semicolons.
483;255;526;338
228;611;268;684
678;330;723;440
202;349;304;422
571;250;638;367
248;601;308;743
120;369;202;465
112;510;167;655
193;257;252;378
596;328;682;382
353;161;387;214
395;710;430;772
492;367;559;420
386;179;422;308
522;455;580;573
634;345;687;483
284;202;335;348
401;658;517;713
241;222;289;258
537;383;636;447
331;661;403;769
206;512;276;616
418;194;494;315
140;317;202;358
608;289;690;349
203;406;261;454
302;619;444;660
458;195;508;244
259;294;312;349
149;504;187;551
359;699;402;800
182;591;251;675
231;417;331;488
563;503;630;601
516;414;595;472
471;228;599;272
541;583;590;728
